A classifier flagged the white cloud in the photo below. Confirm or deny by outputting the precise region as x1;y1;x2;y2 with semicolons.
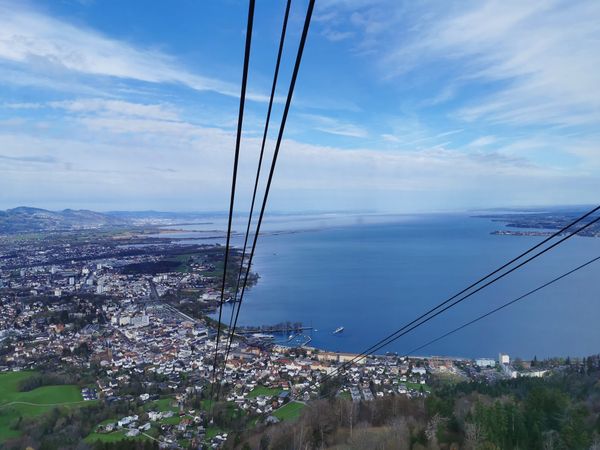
2;1;598;211
321;29;354;42
320;1;600;128
7;98;180;121
300;113;368;138
381;133;400;143
391;1;600;127
52;99;180;121
2;97;596;212
468;136;497;147
0;2;267;101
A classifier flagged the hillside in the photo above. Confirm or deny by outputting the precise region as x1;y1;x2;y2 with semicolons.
0;207;128;233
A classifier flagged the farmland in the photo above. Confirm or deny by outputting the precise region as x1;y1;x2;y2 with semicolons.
0;371;87;442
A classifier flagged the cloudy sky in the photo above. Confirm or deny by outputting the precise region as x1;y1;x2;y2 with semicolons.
0;0;599;212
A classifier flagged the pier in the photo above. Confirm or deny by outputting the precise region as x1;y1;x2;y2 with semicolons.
236;326;313;335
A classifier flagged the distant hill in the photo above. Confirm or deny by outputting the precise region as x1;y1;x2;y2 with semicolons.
0;207;224;234
0;207;128;233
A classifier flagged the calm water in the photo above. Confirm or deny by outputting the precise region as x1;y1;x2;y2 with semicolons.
181;213;600;359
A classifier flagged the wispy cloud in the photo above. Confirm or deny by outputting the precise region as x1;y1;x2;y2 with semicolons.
321;29;354;42
1;0;598;211
468;136;497;147
0;153;57;164
300;113;368;138
7;99;180;121
0;2;266;101
4;121;591;211
390;1;600;127
319;1;600;128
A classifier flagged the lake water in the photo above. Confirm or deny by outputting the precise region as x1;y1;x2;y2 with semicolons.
166;213;600;359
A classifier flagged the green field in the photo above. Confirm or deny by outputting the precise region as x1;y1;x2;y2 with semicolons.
338;391;352;400
85;430;152;444
273;401;305;421
85;430;131;443
247;386;282;399
405;381;431;393
205;426;225;440
0;371;87;442
149;397;179;413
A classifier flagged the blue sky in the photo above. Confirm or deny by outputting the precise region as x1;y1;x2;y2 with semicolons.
0;0;599;212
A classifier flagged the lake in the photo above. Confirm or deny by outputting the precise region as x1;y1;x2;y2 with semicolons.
166;213;600;359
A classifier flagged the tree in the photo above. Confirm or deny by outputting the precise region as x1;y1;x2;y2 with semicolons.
561;407;591;449
464;422;485;450
425;413;447;448
259;433;271;450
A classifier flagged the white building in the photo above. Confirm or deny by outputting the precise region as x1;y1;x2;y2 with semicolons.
119;315;131;326
117;415;138;428
131;315;150;328
501;363;518;379
475;358;496;368
411;367;427;376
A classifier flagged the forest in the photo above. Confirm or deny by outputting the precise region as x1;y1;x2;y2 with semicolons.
235;357;600;450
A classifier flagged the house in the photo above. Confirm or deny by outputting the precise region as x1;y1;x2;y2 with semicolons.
148;411;162;421
117;415;138;428
412;367;427;376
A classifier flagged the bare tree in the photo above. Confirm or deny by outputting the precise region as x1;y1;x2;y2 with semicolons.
389;417;411;449
589;434;600;450
464;422;485;450
542;430;559;450
425;413;447;448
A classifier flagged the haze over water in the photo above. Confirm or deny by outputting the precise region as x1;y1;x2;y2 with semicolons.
166;213;600;359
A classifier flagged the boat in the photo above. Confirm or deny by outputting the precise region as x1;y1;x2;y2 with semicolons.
333;326;344;334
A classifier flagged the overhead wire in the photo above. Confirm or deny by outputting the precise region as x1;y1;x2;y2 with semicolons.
221;0;292;379
216;0;316;401
202;0;600;409
404;254;600;357
305;254;600;403
209;0;255;402
309;209;600;393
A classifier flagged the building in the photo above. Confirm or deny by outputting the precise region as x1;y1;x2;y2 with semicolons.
412;367;427;376
475;358;496;368
501;363;518;379
499;353;510;365
521;369;548;378
131;315;150;327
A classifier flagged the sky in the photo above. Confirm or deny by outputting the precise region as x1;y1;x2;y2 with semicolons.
0;0;599;213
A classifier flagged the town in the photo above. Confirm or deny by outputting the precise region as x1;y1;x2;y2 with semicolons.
0;226;592;449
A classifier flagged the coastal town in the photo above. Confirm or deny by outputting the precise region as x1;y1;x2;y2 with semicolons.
0;222;579;449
